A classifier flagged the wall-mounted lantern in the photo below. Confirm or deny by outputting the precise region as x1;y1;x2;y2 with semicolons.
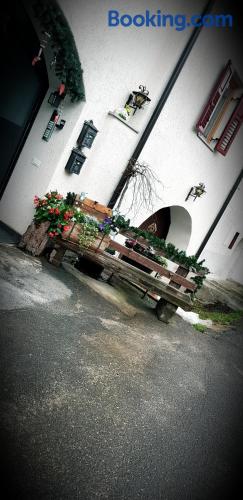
77;120;99;149
65;148;86;175
126;85;151;114
185;183;206;202
48;90;66;108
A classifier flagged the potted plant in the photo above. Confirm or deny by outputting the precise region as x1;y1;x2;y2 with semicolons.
62;213;111;251
19;191;71;255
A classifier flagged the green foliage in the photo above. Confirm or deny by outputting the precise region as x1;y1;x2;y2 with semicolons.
193;323;206;333
126;226;209;275
152;255;168;267
33;191;210;292
78;223;99;248
34;192;110;239
104;247;115;255
191;275;205;291
194;306;243;325
33;0;85;102
112;214;131;231
65;192;76;205
33;191;75;238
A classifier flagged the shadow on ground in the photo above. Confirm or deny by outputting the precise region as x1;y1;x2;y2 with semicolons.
0;244;243;500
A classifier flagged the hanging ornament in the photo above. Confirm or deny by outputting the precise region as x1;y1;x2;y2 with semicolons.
32;31;51;66
50;53;57;69
58;83;65;96
48;83;66;107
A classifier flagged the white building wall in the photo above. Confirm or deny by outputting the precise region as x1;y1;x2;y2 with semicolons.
0;0;205;232
117;1;243;258
0;0;242;281
200;180;243;280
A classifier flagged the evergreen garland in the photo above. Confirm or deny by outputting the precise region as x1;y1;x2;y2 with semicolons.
33;0;85;102
119;225;209;276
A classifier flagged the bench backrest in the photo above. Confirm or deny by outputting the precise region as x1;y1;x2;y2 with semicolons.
73;197;112;222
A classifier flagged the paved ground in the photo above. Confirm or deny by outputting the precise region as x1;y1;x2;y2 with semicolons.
0;244;243;500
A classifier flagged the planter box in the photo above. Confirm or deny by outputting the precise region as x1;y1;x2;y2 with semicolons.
73;197;112;221
61;222;110;251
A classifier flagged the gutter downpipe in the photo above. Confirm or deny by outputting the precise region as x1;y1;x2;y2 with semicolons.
195;168;243;259
108;0;215;208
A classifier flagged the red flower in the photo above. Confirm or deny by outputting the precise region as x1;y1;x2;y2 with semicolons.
63;225;70;232
33;195;39;205
58;224;62;229
54;208;60;215
48;232;54;238
63;210;74;220
49;208;55;214
55;194;63;200
41;200;47;205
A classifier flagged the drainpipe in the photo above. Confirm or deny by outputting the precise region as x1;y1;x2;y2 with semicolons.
195;168;243;258
108;0;215;208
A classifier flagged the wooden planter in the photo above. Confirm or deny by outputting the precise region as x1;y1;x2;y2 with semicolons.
18;221;50;256
61;222;110;251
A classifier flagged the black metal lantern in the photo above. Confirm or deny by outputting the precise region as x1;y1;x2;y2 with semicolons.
65;148;86;175
126;85;151;113
185;183;206;201
77;120;98;149
48;90;66;108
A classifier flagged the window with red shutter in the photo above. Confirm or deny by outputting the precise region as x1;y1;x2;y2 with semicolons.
216;97;243;155
196;60;243;155
196;60;233;134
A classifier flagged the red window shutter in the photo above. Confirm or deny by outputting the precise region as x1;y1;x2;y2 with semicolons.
196;60;233;133
216;96;243;155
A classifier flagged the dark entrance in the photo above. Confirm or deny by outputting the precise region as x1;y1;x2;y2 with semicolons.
0;1;48;198
122;207;171;273
139;207;171;239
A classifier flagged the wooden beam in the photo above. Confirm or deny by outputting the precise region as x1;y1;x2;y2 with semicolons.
109;240;196;291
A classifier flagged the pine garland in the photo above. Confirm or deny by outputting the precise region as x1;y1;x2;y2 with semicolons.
119;225;209;275
33;0;85;102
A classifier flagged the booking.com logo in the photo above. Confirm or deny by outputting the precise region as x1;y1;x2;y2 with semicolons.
108;10;233;31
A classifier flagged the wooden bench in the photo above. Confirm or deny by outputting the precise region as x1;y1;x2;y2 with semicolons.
49;239;195;323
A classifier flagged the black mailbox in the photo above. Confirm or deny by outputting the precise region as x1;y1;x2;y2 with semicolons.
77;120;98;149
65;148;86;175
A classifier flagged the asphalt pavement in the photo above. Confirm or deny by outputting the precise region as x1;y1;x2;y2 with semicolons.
0;244;243;500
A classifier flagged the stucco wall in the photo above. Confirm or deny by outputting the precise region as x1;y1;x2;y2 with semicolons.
200;179;243;280
0;0;205;232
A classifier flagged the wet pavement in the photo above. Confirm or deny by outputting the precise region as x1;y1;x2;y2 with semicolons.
0;244;243;499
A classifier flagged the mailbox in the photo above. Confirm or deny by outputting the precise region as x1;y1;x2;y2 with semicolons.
77;120;98;149
65;148;86;175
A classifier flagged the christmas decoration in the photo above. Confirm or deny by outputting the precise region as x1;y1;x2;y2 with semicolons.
33;0;85;102
32;31;51;66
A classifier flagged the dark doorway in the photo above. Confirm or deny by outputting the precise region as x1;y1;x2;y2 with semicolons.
139;207;171;240
0;1;48;198
121;207;171;273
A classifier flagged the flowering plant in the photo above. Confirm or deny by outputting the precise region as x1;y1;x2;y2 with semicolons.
33;191;127;240
33;191;81;238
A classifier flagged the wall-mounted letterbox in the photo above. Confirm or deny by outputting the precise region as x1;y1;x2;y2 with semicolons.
65;148;86;175
77;120;98;149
